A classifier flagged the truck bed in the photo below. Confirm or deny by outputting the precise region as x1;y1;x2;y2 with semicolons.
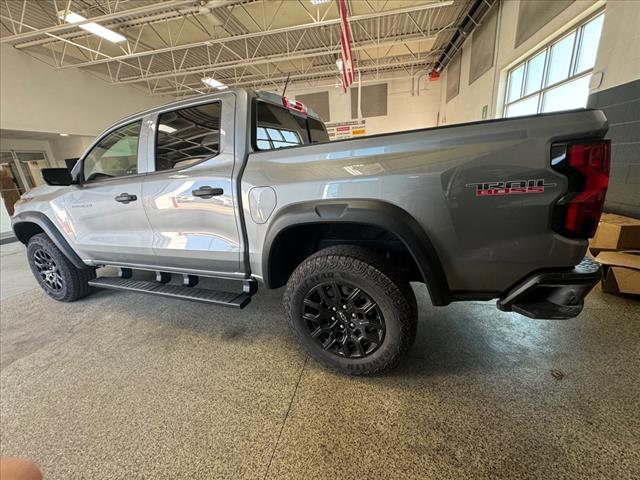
242;108;608;296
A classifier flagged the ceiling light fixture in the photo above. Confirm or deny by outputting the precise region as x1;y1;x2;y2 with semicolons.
59;133;69;136
201;77;227;90
58;11;126;43
158;124;177;134
310;0;331;5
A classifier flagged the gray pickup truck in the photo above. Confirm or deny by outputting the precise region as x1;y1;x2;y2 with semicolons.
12;89;610;375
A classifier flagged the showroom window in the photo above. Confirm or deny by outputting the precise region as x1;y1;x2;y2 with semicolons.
155;102;221;171
504;12;604;118
83;120;142;181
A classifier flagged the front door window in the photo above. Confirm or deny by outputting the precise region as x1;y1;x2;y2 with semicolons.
83;121;141;182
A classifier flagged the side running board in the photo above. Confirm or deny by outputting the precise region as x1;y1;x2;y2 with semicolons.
88;277;255;309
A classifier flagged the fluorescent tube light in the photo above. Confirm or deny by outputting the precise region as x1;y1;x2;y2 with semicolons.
158;124;177;134
58;11;126;43
59;133;69;136
310;0;331;5
202;77;227;89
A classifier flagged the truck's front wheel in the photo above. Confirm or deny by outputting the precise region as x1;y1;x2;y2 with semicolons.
27;233;96;302
284;246;417;375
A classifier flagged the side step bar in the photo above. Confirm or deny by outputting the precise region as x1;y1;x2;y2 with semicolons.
88;277;254;309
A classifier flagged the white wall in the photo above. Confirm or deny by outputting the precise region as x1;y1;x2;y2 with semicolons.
0;44;166;137
48;136;95;163
438;0;605;125
590;0;640;93
283;75;442;136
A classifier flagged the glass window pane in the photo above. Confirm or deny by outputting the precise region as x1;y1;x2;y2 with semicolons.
15;152;46;162
281;130;300;143
20;159;48;188
155;102;221;172
308;117;330;144
0;159;26;216
257;140;271;150
541;75;591;113
575;14;604;73
257;127;269;140
546;32;576;86
507;64;525;103
266;128;285;142
524;50;547;96
505;95;540;117
84;121;141;181
255;102;310;150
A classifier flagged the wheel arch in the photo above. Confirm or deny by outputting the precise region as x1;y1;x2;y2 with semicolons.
12;212;89;269
262;199;451;306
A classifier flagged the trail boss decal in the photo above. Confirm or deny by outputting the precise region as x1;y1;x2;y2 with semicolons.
466;179;556;197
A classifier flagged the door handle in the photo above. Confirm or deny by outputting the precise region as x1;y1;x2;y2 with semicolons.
192;186;223;199
115;193;137;204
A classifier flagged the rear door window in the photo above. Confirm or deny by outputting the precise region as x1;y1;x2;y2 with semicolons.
155;101;221;171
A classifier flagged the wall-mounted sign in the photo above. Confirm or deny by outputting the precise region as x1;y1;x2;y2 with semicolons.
325;120;366;140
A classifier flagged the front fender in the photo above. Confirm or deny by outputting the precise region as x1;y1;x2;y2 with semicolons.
12;212;89;269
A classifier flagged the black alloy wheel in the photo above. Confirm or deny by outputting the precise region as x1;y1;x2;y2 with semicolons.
284;245;418;376
27;233;96;302
32;247;64;291
302;281;386;359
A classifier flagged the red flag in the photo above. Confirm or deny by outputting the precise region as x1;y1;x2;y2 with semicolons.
338;0;355;92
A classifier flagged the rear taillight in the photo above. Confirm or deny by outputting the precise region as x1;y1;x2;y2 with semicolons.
551;139;611;238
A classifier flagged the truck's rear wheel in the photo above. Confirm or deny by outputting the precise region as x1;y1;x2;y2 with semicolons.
284;245;417;375
27;233;96;302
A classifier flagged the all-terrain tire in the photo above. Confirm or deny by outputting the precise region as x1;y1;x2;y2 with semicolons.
27;233;96;302
284;245;418;375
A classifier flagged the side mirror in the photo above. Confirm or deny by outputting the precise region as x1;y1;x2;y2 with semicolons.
42;168;73;186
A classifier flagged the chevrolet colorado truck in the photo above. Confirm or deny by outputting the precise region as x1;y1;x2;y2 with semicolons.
12;89;610;375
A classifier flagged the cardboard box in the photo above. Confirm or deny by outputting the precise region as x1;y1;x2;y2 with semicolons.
596;251;640;270
590;213;640;255
596;251;640;296
601;267;640;295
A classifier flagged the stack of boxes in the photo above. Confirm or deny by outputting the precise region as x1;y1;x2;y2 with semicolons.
589;213;640;296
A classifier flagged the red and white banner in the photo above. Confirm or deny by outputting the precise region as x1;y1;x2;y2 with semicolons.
338;0;356;92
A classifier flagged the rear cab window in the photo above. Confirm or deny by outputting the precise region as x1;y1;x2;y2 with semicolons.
254;101;329;151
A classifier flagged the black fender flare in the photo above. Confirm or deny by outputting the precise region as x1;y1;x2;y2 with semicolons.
12;212;89;269
262;199;451;306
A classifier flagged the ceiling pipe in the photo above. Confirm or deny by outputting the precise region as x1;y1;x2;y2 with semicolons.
432;0;496;74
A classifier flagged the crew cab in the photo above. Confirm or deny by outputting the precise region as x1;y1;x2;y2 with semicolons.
12;89;610;375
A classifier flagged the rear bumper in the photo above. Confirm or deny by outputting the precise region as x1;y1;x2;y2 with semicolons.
497;257;601;320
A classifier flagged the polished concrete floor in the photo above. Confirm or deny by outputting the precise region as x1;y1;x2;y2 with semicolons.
1;241;639;479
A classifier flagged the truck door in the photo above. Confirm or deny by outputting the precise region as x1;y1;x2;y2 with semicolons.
140;94;241;276
61;119;156;265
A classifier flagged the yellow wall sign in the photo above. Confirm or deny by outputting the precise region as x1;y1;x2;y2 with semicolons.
325;120;367;139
